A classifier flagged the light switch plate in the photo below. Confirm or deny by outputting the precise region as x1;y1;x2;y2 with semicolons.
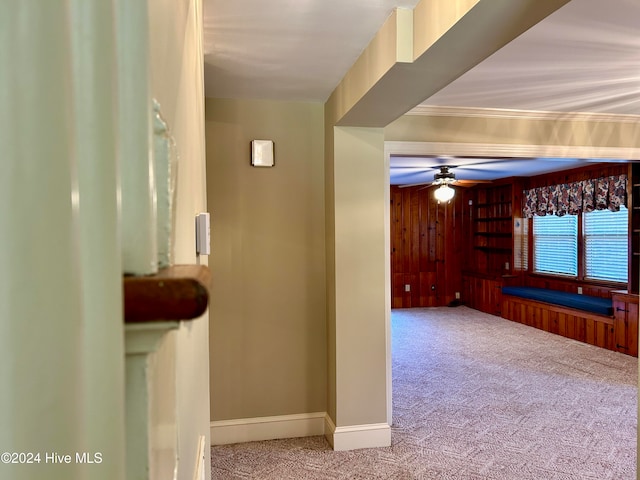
195;213;210;255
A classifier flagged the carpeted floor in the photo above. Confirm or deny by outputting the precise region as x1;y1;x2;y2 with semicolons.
211;306;637;479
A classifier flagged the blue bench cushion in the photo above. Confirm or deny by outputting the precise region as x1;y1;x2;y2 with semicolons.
502;286;613;316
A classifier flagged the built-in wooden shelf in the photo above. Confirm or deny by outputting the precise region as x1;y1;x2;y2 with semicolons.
123;265;211;323
465;179;522;277
631;164;640;293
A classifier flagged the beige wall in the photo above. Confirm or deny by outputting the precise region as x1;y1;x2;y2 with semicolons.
330;127;389;427
206;98;326;420
149;1;210;479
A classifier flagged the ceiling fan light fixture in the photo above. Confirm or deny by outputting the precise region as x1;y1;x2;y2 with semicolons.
433;166;456;185
433;166;455;202
434;184;455;203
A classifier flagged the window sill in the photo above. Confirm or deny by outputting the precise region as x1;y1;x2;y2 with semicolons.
528;272;626;289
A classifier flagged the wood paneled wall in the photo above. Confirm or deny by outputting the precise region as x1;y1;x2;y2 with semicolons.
523;275;613;298
390;185;464;308
394;163;632;311
501;295;616;351
501;291;638;357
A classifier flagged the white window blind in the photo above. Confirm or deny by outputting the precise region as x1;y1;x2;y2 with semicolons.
533;214;577;276
584;206;628;282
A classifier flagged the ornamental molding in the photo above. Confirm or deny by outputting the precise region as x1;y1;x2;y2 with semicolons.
406;105;640;125
384;141;640;161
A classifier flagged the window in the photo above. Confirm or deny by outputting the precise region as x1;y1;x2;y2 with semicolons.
532;206;628;283
533;214;577;276
584;207;628;282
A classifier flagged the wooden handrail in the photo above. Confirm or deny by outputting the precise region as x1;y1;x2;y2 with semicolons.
123;265;210;323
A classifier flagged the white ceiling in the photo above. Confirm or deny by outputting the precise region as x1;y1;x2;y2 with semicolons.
203;0;422;102
203;0;640;184
389;157;591;186
424;0;640;115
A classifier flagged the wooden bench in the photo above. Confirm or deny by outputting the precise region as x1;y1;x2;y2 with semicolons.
501;287;638;357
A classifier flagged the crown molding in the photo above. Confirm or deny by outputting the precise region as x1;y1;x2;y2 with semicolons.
406;105;640;124
384;141;640;161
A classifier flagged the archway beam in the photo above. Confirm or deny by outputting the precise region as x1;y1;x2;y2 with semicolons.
328;0;572;128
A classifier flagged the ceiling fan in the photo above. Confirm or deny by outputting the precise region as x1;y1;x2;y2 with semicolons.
416;165;482;202
391;157;516;203
390;155;599;188
390;155;514;189
397;165;490;189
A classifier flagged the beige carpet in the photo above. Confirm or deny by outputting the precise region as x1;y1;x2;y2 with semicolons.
211;306;637;479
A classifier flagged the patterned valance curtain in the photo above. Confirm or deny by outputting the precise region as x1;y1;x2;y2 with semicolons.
522;174;627;218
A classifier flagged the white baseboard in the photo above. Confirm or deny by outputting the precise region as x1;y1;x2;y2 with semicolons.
324;415;391;451
211;412;391;451
210;412;326;445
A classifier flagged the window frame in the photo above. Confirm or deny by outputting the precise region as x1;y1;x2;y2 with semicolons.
528;207;628;287
582;206;629;283
531;213;578;278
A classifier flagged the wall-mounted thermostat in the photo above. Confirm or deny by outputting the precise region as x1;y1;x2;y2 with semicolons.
195;212;210;255
251;140;275;167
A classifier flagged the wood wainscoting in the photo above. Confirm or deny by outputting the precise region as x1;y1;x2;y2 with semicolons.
501;290;638;357
501;294;616;351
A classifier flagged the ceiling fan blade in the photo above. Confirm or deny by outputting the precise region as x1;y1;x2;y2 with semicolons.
453;179;492;186
391;167;438;171
398;181;433;188
397;178;492;189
